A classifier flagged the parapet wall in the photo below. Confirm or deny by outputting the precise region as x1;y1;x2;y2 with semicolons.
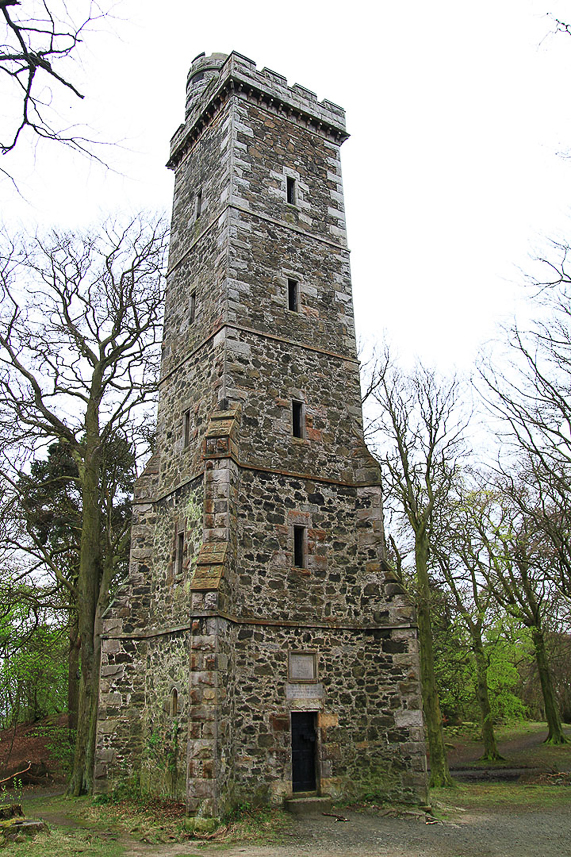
169;51;348;170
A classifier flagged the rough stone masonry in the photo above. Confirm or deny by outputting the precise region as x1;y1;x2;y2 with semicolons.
94;51;428;816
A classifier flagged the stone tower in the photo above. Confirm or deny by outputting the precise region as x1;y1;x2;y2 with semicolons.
94;51;427;815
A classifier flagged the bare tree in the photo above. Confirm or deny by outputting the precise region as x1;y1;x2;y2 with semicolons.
368;350;468;787
480;242;571;603
1;0;105;176
0;214;168;794
432;484;504;761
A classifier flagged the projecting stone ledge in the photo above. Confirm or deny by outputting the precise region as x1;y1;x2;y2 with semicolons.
284;795;333;815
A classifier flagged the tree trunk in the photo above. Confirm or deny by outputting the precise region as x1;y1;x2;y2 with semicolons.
67;407;102;795
531;626;567;745
68;614;81;733
415;532;454;787
472;636;503;761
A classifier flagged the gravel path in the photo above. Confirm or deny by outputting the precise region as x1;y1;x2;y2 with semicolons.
114;803;571;857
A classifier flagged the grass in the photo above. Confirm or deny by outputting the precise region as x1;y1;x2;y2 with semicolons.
432;780;571;816
0;791;292;854
0;827;126;857
445;720;571;769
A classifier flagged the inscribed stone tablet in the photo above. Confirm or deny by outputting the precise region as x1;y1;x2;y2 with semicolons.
289;652;317;682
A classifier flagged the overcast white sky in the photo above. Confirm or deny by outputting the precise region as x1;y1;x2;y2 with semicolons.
4;0;571;372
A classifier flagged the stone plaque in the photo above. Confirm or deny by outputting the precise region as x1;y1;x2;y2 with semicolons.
289;653;317;682
286;683;324;700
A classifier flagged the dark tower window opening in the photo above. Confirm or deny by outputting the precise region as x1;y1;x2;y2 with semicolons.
293;525;305;568
287;278;299;312
292;400;304;438
183;409;191;447
286;176;296;205
291;711;317;792
189;292;196;324
171;687;178;717
196;189;203;218
175;531;185;579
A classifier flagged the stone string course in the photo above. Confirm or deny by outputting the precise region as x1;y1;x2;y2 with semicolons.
94;50;428;814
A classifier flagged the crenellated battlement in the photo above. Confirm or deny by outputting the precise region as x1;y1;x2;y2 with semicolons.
168;50;348;170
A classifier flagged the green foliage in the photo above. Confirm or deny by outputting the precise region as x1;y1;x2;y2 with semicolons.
0;623;67;728
95;773;144;806
433;599;533;727
143;719;181;796
432;597;477;723
31;723;76;775
0;777;22;808
485;626;532;723
19;442;82;576
19;436;136;592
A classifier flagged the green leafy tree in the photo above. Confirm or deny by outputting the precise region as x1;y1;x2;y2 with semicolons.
432;484;507;760
8;435;135;730
474;483;568;744
0;620;67;728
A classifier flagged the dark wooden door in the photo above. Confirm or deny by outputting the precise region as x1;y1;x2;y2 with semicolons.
291;711;317;792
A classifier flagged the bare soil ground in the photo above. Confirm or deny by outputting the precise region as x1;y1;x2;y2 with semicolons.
0;714;69;788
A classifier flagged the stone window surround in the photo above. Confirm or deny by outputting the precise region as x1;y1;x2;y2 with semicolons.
287;278;299;313
280;270;304;312
292;399;305;439
293;524;306;569
283;167;300;207
174;524;185;580
183;408;192;448
286;175;296;206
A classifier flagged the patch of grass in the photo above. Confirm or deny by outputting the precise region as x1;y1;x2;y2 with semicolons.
21;792;292;849
432;781;571;811
446;720;571;769
0;827;125;856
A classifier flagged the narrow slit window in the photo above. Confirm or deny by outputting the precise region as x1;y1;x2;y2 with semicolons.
287;279;299;313
293;526;305;568
286;176;296;205
171;688;178;717
196;189;202;218
175;531;185;578
189;292;196;324
183;409;191;448
292;400;304;438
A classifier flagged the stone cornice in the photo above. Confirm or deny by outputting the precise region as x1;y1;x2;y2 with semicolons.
102;615;414;640
166;200;349;278
159;321;359;388
135;456;381;507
